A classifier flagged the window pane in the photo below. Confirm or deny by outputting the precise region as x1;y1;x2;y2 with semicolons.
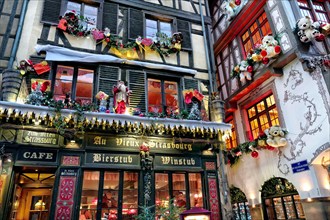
54;66;74;101
146;19;157;38
155;173;169;207
76;68;94;104
250;119;259;139
173;174;186;207
67;1;81;14
248;107;256;118
256;101;265;113
80;171;100;220
189;173;203;208
122;172;138;219
165;81;179;114
293;195;305;218
259;114;269;131
84;5;98;29
148;79;162;113
102;172;119;219
160;22;171;37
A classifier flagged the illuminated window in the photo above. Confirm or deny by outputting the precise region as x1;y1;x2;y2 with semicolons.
241;11;272;56
146;17;172;38
66;1;98;29
297;0;329;23
155;172;203;211
148;78;179;115
225;118;237;149
54;65;94;104
247;94;279;140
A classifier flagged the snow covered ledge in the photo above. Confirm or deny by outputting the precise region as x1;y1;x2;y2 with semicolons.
0;101;231;132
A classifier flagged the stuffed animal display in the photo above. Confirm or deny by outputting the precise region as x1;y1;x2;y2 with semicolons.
264;125;288;148
260;35;281;59
239;60;253;82
296;16;325;43
220;0;242;21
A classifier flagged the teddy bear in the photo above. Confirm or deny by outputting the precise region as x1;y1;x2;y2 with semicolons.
260;35;281;59
239;60;253;82
220;0;241;21
264;125;287;148
296;16;325;43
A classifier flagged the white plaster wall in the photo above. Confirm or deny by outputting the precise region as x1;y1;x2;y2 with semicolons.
227;58;330;202
16;0;44;65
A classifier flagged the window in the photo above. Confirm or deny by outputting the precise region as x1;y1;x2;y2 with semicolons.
230;186;252;220
297;0;329;23
247;94;279;140
80;171;139;220
53;65;94;104
146;17;172;38
241;12;272;56
215;39;242;100
155;172;203;211
66;0;98;29
261;178;305;220
148;78;179;115
225;118;237;149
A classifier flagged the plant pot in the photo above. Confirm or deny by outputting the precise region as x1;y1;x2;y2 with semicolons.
210;99;225;122
1;69;23;102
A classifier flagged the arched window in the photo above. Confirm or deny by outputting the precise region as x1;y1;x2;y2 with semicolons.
230;186;251;220
261;177;305;220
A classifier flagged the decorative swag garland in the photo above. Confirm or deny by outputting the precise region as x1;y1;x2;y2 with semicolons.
57;10;183;59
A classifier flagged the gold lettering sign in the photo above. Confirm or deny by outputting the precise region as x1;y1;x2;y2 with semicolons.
94;136;106;145
23;131;58;145
92;154;133;164
160;156;196;166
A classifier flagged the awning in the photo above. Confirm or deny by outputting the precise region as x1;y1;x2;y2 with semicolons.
35;44;197;75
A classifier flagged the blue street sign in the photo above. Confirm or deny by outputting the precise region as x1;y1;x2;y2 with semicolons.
291;160;309;174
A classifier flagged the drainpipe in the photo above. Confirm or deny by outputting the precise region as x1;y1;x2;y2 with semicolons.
8;0;29;68
198;0;214;94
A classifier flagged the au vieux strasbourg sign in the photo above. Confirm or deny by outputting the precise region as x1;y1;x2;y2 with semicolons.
22;130;58;145
86;135;200;153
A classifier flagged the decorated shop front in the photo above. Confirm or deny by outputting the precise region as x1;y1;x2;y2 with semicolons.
0;104;231;220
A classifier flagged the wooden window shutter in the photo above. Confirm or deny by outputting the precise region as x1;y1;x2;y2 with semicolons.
128;8;143;39
177;19;192;50
102;2;118;34
183;78;200;112
128;70;146;113
41;0;62;24
98;65;120;98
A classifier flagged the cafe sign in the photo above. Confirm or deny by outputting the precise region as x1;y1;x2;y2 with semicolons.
17;149;58;163
154;156;201;168
22;131;58;145
86;135;199;153
85;153;139;167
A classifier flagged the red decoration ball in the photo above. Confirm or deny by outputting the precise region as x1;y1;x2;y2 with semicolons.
105;38;110;42
251;151;259;158
260;50;268;57
262;57;269;65
267;145;275;151
315;34;325;42
235;0;241;5
106;109;110;113
247;66;253;73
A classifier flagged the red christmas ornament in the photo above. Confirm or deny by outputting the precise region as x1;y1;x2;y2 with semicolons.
235;0;241;5
274;45;281;54
260;50;268;57
262;57;269;65
105;38;110;42
106;109;110;113
247;66;253;73
251;151;259;158
267;145;275;151
315;34;325;42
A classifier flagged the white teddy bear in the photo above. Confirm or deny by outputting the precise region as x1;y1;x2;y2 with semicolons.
264;125;287;148
296;16;325;43
239;60;252;82
260;35;281;59
220;0;241;21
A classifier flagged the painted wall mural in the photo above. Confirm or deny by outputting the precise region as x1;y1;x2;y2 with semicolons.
277;63;330;175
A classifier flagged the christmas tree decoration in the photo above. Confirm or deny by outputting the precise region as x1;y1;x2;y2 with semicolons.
187;102;201;120
25;81;50;106
95;91;109;113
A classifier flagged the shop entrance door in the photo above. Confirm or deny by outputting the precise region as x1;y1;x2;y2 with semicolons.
9;168;56;220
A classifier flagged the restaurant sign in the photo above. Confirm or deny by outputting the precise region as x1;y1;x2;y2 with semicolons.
17;148;58;163
86;135;200;153
85;153;139;167
22;130;58;145
154;156;201;168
